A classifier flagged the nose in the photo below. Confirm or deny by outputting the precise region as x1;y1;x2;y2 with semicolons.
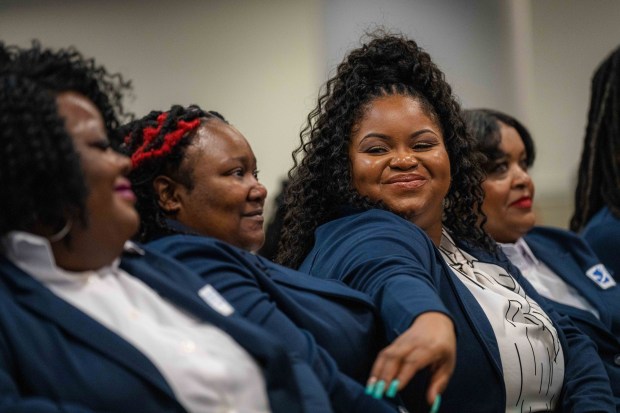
389;149;418;170
512;165;532;189
249;180;267;205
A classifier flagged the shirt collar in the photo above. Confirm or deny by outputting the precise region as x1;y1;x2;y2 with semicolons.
499;237;540;267
2;231;123;284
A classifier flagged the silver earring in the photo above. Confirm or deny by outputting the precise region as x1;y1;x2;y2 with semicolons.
48;219;73;243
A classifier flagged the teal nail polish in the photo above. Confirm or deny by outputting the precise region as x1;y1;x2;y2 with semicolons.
386;379;400;398
372;380;386;399
365;381;375;395
429;394;442;413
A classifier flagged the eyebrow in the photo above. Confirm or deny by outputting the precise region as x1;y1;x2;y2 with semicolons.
359;129;439;143
221;155;257;166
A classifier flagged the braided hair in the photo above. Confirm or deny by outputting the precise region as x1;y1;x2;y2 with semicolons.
120;104;227;242
0;41;132;237
276;32;491;268
571;46;620;231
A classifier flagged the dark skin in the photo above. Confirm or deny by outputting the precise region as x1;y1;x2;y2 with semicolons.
150;108;452;403
349;95;455;403
40;92;139;271
153;120;268;252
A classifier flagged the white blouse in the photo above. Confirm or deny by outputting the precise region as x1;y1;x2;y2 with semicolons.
3;231;271;413
500;238;599;319
439;230;564;413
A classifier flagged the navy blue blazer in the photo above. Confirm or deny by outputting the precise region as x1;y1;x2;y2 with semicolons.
0;244;335;413
149;234;398;413
582;206;620;278
524;226;620;405
299;209;615;413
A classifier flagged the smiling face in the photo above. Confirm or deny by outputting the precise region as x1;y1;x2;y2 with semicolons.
170;120;267;252
55;92;139;269
348;94;451;243
481;122;536;243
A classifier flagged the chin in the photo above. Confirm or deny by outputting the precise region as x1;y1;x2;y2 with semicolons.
119;213;140;241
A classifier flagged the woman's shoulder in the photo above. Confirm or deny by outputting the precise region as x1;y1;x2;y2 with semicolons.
526;226;580;242
526;225;602;257
309;208;438;267
148;233;240;254
320;208;428;239
583;206;620;235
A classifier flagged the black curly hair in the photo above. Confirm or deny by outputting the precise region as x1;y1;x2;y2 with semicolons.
570;46;620;232
120;104;227;242
462;108;536;173
276;32;492;268
0;41;132;237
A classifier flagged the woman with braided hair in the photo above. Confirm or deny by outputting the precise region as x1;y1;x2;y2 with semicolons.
121;104;413;413
276;32;615;412
571;46;620;279
0;42;339;413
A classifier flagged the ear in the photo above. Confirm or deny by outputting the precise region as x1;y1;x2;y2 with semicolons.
153;175;182;214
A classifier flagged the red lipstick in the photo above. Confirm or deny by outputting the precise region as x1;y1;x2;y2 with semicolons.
511;197;532;209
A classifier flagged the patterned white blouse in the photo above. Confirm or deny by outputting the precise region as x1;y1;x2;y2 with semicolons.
439;229;564;413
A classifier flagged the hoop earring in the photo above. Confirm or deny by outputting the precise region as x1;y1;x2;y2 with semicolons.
48;219;73;243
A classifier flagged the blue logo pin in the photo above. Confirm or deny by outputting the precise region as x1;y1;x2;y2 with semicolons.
586;264;616;289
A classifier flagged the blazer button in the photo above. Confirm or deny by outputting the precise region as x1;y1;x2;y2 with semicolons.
615;354;620;366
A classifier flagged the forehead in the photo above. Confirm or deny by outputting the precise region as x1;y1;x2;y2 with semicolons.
190;119;255;162
498;122;526;154
356;94;441;131
55;92;105;142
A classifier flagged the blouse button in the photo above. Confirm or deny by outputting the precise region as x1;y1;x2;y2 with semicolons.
614;354;620;366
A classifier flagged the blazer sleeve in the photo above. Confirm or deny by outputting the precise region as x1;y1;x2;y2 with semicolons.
302;210;454;342
149;235;400;413
583;222;620;279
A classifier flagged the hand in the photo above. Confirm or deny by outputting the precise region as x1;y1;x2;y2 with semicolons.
366;311;456;406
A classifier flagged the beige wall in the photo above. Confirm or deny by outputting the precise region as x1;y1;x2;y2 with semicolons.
529;1;620;227
0;0;322;217
3;0;620;227
324;0;620;228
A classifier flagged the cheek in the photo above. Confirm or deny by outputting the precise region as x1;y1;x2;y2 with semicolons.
437;154;451;185
427;150;451;184
351;157;382;192
481;182;502;214
483;185;515;228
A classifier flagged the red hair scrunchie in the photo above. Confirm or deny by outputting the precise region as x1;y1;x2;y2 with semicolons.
129;113;201;168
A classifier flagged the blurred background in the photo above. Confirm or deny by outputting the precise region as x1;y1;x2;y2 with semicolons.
2;0;619;228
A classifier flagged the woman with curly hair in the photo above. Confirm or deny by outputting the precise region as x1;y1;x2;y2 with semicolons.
571;45;620;278
0;42;336;413
276;32;615;412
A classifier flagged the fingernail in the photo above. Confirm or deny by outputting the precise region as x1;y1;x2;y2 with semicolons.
365;377;377;395
429;394;442;413
386;379;400;398
372;380;386;399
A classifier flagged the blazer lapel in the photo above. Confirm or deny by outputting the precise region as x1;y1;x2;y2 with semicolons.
121;249;306;413
0;259;180;405
442;259;504;371
526;236;612;328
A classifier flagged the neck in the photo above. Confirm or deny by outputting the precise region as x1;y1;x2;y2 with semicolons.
48;230;124;272
426;225;443;247
410;215;443;247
